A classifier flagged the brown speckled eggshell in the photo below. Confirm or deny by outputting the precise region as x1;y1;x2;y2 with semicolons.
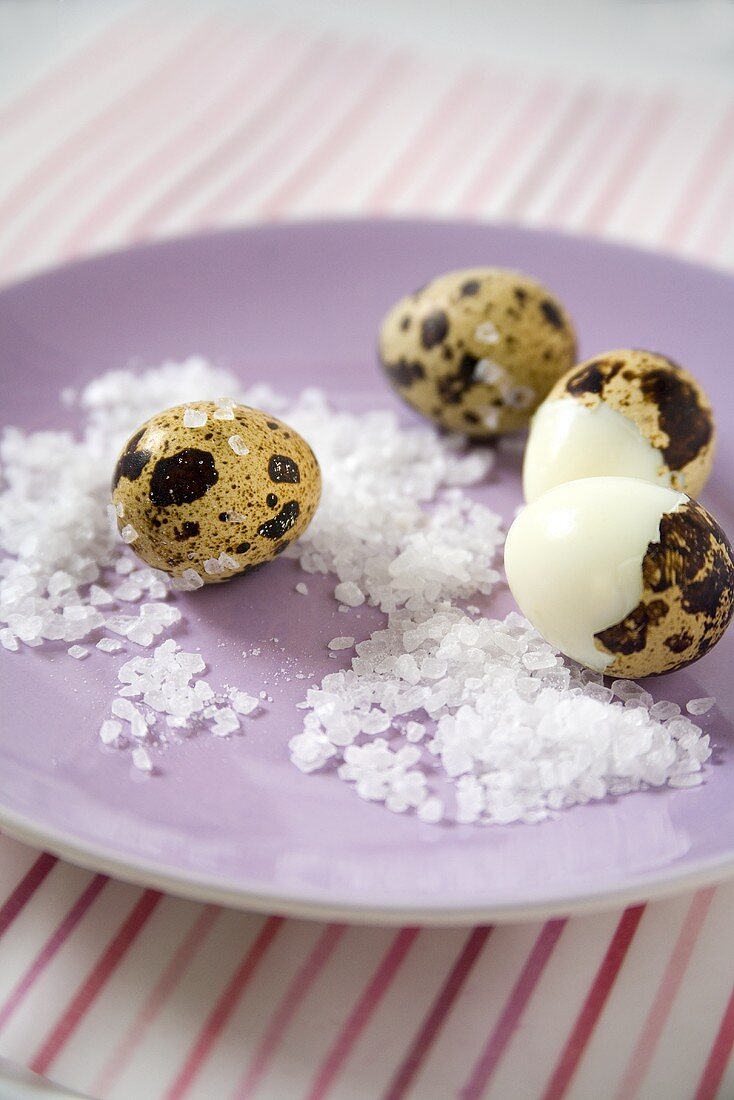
111;402;321;583
547;349;716;497
594;497;734;677
378;267;577;437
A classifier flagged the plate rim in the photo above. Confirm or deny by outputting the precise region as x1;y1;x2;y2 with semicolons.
1;217;733;926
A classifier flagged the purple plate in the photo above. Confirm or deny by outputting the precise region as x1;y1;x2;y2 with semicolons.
1;220;733;925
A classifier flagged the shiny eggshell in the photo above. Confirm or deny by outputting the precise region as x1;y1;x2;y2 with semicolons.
111;401;321;584
378;267;577;437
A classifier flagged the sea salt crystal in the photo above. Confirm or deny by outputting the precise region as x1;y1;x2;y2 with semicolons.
686;697;716;715
183;407;207;428
334;581;365;607
0;629;19;651
120;524;138;544
474;358;505;385
213;398;236;420
295;582;309;595
474;321;500;345
99;719;123;745
650;700;681;721
97;637;122;653
203;558;224;575
89;584;114;606
231;691;258;715
172;568;204;591
228;434;249;456
68;645;89;659
418;797;444;823
132;747;153;772
328;636;355;651
405;721;426;742
210;708;239;736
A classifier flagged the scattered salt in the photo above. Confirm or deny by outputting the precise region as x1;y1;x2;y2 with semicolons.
474;321;500;345
68;645;89;659
132;746;153;772
97;637;122;653
686;697;716;716
295;582;309;595
334;581;365;607
328;636;355;651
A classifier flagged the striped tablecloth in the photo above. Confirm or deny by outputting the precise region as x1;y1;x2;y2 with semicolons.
1;5;734;1098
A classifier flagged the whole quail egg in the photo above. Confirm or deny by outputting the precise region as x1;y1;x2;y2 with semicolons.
504;477;734;677
111;400;321;586
523;349;715;503
378;267;577;437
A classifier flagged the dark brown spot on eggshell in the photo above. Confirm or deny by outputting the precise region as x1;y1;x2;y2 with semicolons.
266;493;278;508
268;454;300;483
384;359;426;387
112;428;151;488
149;449;218;507
460;279;481;297
174;521;200;541
436;352;480;405
258;500;300;540
421;310;449;349
540;299;565;329
639;367;713;470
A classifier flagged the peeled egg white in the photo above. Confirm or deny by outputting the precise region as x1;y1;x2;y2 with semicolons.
505;478;686;673
523;399;672;503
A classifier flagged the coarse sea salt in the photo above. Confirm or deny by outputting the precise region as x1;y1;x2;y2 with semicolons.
0;357;714;819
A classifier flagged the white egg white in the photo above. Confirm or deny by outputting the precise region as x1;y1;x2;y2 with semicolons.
523;399;672;503
505;477;687;672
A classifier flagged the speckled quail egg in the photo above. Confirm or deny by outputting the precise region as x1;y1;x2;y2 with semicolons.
523;349;716;503
111;400;321;586
378;267;577;437
505;477;734;678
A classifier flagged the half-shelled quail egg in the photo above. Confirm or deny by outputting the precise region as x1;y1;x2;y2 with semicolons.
523;349;715;503
504;477;734;677
378;267;577;437
111;400;321;586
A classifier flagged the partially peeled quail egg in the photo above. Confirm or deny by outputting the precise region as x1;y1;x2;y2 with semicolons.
523;349;715;503
505;477;734;677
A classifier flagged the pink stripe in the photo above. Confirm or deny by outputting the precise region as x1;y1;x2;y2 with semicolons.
544;92;636;223
662;102;734;249
129;34;339;238
455;79;564;215
164;916;283;1100
260;52;415;218
30;889;162;1077
694;981;734;1100
691;165;734;259
581;95;676;231
235;923;346;1099
616;888;716;1100
0;874;107;1031
0;15;226;276
305;927;420;1100
61;29;291;258
366;69;485;209
0;5;145;135
502;88;602;218
383;926;492;1100
0;853;56;939
190;39;381;226
541;906;646;1100
408;76;523;209
461;919;567;1100
92;905;220;1097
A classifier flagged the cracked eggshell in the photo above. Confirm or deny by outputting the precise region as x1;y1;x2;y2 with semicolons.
378;267;577;437
505;477;734;678
111;401;321;583
524;349;716;502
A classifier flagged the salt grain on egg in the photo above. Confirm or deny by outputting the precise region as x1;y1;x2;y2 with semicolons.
183;407;207;428
228;434;250;456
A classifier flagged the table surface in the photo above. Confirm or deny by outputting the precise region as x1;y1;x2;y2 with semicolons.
1;2;734;1098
